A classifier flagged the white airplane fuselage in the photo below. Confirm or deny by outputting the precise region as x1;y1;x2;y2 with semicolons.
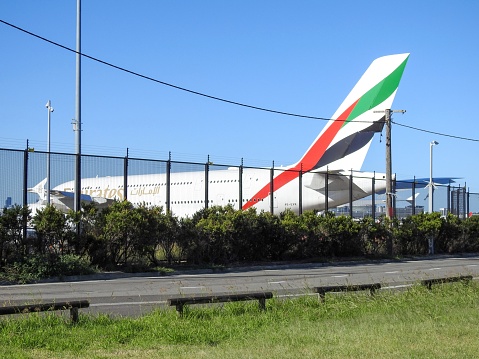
53;169;386;217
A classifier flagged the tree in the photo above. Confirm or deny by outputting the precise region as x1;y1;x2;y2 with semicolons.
456;215;479;253
98;201;144;267
155;209;180;265
0;205;31;264
395;213;442;255
194;205;235;264
360;216;392;257
318;212;362;257
32;205;74;256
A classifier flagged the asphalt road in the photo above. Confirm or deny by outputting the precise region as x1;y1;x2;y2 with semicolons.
1;255;478;317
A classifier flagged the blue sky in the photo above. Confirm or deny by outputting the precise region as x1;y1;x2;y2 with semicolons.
1;1;478;193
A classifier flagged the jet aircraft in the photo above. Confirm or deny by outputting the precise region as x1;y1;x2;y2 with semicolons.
29;53;410;217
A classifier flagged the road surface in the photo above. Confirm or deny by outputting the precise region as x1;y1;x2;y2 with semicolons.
1;255;478;317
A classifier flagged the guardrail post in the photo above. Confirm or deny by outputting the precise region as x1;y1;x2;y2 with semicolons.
176;303;184;316
70;307;79;323
258;297;266;311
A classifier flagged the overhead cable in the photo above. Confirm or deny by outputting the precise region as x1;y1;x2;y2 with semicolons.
392;120;479;142
2;18;479;142
0;19;330;121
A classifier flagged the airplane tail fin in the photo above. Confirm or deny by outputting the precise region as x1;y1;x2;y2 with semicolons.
296;53;409;172
28;178;47;201
242;54;409;211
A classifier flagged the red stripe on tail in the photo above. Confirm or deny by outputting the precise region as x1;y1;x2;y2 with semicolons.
242;99;359;210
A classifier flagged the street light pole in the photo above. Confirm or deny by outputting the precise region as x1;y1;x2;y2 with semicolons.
45;100;54;205
429;140;439;213
74;0;82;213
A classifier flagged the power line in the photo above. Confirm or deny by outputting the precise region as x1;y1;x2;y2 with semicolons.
1;19;331;121
2;19;479;143
392;120;479;142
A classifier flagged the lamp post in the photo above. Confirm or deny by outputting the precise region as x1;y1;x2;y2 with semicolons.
46;100;54;205
429;140;439;213
74;0;82;213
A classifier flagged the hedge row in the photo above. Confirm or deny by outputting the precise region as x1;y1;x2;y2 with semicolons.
1;202;479;280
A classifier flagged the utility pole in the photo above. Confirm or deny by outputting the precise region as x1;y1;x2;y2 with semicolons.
382;108;405;256
376;109;406;221
385;109;393;220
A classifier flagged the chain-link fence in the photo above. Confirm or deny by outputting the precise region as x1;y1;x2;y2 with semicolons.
1;147;476;219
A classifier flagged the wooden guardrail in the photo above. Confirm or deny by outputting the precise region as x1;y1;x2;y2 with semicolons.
314;283;382;301
421;275;473;290
0;300;90;323
168;292;273;315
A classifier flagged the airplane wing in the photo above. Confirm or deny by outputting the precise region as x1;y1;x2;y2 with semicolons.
29;178;116;212
373;177;460;196
303;171;366;192
395;177;459;190
303;170;346;191
49;190;115;210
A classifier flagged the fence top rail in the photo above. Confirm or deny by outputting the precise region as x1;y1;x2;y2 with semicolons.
0;147;27;154
0;147;381;177
0;147;474;191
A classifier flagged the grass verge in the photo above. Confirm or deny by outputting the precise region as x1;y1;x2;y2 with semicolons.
1;282;479;358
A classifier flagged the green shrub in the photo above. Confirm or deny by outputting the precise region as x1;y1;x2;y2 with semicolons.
3;199;478;279
0;254;97;283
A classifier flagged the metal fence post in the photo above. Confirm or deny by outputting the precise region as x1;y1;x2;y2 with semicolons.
372;173;376;221
349;170;353;218
325;169;329;213
393;176;397;218
239;159;243;211
270;161;274;215
454;186;461;217
205;155;210;210
298;163;303;215
23;143;29;241
412;176;416;215
166;152;171;213
459;186;462;217
447;184;451;215
123;148;128;201
467;187;470;217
